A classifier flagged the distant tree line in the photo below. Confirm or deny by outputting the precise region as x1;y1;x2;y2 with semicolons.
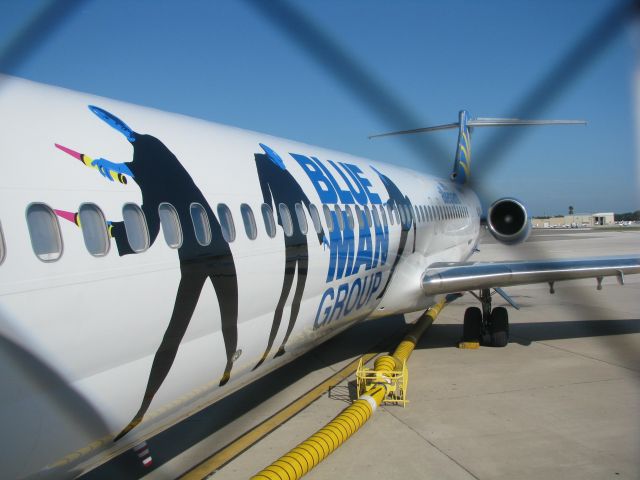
614;210;640;221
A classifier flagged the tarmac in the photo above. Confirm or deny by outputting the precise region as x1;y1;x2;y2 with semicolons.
85;228;640;479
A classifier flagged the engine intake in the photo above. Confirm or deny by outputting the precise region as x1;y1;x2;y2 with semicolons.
487;198;531;245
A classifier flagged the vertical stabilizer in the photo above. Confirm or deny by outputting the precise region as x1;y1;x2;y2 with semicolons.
451;110;471;185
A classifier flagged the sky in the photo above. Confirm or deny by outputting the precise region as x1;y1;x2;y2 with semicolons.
0;0;638;215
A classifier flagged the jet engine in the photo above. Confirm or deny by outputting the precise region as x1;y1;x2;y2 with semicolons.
486;197;531;245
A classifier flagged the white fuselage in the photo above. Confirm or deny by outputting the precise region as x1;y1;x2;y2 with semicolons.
0;76;480;478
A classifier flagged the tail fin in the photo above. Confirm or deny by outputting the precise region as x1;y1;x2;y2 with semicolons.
452;110;472;184
369;111;586;185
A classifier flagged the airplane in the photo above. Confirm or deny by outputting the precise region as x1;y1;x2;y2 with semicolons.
0;75;638;479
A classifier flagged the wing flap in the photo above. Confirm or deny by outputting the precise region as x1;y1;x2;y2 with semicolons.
422;256;640;294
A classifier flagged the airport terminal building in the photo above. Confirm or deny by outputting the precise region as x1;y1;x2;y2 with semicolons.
532;212;614;228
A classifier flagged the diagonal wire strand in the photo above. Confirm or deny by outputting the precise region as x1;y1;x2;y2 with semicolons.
0;0;83;76
244;0;640;368
472;0;639;185
242;0;450;164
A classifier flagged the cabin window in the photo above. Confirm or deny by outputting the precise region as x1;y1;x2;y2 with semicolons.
78;203;110;256
398;204;407;226
422;205;427;221
355;205;365;229
371;206;381;229
323;204;334;232
159;203;182;248
261;204;277;238
379;205;388;227
0;220;5;265
334;205;344;231
344;205;355;230
217;204;236;243
308;203;322;233
279;203;294;237
393;203;400;225
240;204;258;240
294;203;308;235
386;202;394;225
26;203;63;262
414;206;420;223
364;205;372;227
123;203;150;252
190;203;212;246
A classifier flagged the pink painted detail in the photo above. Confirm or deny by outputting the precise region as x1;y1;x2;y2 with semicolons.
54;143;82;161
54;209;77;224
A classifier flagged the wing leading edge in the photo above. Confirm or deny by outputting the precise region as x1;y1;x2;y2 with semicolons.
422;256;640;295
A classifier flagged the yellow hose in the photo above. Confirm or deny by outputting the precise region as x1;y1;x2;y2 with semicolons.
251;299;446;480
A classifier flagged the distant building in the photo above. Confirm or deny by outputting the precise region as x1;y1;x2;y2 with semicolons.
532;212;614;228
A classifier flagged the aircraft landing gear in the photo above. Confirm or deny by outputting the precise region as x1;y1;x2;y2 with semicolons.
462;288;509;347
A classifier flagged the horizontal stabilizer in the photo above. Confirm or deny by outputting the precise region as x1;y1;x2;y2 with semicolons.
469;118;587;127
369;110;586;185
368;117;586;139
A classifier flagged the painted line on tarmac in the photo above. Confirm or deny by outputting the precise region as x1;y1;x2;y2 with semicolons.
178;339;397;479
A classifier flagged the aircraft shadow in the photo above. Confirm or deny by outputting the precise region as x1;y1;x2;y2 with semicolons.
81;315;408;479
82;317;640;478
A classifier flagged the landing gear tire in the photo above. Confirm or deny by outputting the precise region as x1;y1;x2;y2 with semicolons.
490;306;509;347
463;307;482;342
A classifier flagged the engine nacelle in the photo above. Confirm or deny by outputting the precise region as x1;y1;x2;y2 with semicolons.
487;197;531;245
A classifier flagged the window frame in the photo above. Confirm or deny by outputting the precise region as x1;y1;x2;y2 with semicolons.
386;202;394;226
217;203;236;243
158;202;183;249
0;220;5;265
294;203;308;235
323;204;334;232
190;202;212;246
25;202;63;262
308;203;323;234
240;203;258;240
261;203;277;238
122;203;150;253
334;205;345;231
354;205;364;229
279;203;294;237
344;205;355;230
78;203;111;257
379;205;388;227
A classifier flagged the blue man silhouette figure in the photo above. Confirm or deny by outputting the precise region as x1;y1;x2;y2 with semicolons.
253;144;324;369
85;106;239;441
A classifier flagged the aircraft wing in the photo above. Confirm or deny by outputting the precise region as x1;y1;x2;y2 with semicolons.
422;256;640;294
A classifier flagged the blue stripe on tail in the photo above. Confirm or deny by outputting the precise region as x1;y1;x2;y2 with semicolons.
451;110;471;184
